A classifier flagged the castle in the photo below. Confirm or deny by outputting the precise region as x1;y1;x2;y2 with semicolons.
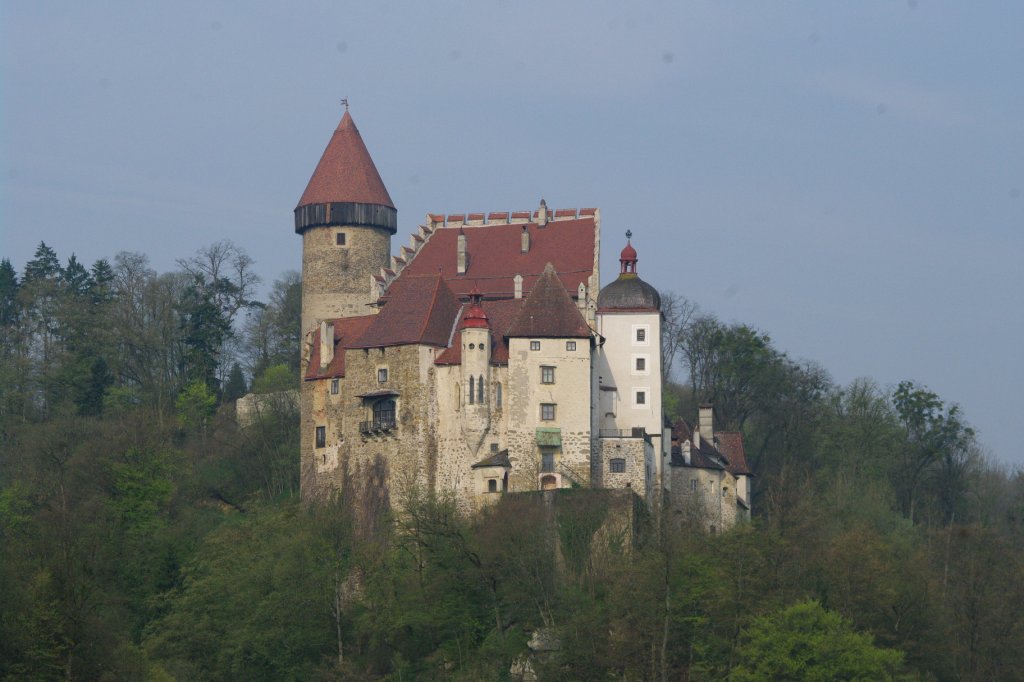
295;111;751;528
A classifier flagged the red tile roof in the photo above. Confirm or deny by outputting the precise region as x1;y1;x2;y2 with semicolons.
716;432;752;476
349;274;461;348
297;112;395;209
506;264;592;339
395;217;596;299
435;298;525;365
304;315;377;380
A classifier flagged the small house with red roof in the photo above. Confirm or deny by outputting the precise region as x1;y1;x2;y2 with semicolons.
293;111;750;525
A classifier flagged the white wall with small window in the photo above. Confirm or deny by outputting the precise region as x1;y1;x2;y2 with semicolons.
631;354;650;376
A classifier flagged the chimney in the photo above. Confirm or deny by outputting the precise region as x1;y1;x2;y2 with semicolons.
319;321;334;369
577;282;586;311
699;404;714;443
457;229;467;274
514;273;523;299
683;440;692;465
537;199;549;227
521;225;530;253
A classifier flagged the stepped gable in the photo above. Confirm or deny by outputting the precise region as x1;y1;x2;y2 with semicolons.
394;216;596;298
349;274;460;348
304;315;376;380
435;298;524;366
506;263;592;339
297;111;395;209
716;432;752;476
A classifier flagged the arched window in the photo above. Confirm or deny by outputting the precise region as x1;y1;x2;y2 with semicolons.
495;383;502;408
373;399;396;427
468;375;475;404
477;376;484;404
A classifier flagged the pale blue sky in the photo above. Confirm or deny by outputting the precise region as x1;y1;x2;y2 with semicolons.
3;2;1022;465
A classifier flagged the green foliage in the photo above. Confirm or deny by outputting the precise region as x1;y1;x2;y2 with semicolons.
175;379;216;430
731;600;906;681
223;361;248;401
252;362;296;394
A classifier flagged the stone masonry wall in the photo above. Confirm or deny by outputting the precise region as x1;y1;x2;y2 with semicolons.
301;224;390;336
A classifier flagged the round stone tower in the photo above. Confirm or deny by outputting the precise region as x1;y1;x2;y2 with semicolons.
295;111;396;336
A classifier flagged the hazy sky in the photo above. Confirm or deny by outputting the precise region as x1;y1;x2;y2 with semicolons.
3;2;1022;465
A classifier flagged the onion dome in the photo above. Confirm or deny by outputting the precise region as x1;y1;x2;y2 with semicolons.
460;285;489;329
597;231;661;312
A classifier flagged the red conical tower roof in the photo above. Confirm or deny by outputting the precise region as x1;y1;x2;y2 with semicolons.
297;111;395;209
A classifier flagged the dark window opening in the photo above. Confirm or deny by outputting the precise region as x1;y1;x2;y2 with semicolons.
468;375;475;404
566;341;576;351
636;391;646;405
530;340;541;351
610;458;626;473
315;426;326;448
636;328;646;342
336;232;346;246
541;366;555;384
541;451;556;473
636;357;645;371
331;378;339;394
488;479;498;493
477;376;484;404
541;403;556;421
378;368;388;383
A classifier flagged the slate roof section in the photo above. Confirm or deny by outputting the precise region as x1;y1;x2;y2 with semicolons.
506;264;592;339
394;218;596;299
297;111;395;209
304;315;377;380
435;299;524;366
349;274;461;348
471;449;512;469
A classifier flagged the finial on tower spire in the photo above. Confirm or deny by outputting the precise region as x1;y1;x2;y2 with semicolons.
626;229;632;240
340;97;349;111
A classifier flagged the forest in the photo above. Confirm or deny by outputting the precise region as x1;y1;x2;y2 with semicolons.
1;242;1023;681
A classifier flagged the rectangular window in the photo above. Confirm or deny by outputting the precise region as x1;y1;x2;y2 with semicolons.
636;357;645;372
541;451;555;473
541;366;555;384
488;479;498;493
566;341;576;351
530;340;541;351
330;378;339;394
336;232;346;246
315;426;326;448
636;391;646;405
377;368;388;383
690;479;697;492
636;328;646;342
610;458;626;473
540;403;556;421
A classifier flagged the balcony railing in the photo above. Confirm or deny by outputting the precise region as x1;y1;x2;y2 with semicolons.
359;418;396;435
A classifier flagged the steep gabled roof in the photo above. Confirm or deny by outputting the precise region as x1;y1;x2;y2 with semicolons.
297;111;395;209
394;218;596;299
717;432;752;476
349;274;460;348
506;264;592;339
304;315;377;380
